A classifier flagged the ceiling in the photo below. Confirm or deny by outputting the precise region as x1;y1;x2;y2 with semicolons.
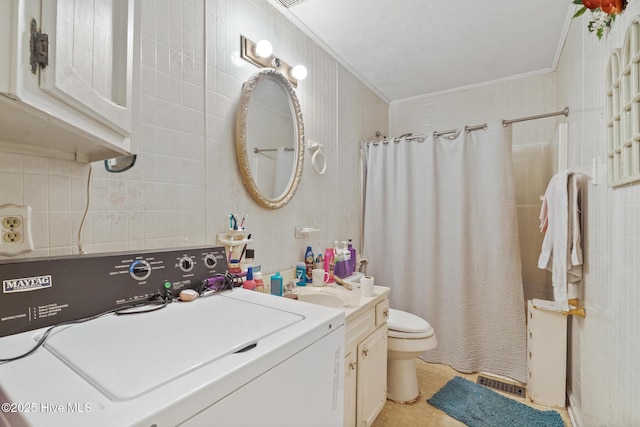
269;0;575;103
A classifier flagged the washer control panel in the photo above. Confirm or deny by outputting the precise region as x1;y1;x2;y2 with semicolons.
0;246;226;337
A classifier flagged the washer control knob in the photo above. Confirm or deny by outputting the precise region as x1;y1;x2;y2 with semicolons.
179;256;194;272
129;259;152;281
204;253;218;268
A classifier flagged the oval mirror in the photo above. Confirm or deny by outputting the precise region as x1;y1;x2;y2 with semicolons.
236;69;305;209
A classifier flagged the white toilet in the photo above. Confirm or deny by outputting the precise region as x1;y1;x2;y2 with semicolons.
386;308;437;403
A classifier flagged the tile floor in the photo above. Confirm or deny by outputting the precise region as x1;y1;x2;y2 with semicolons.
372;359;572;427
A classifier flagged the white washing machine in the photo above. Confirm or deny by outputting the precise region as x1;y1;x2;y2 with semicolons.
0;289;344;426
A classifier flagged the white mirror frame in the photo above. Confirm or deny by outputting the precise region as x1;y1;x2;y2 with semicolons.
236;68;305;209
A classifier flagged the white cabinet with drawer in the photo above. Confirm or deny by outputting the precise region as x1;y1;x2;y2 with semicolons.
344;292;390;427
0;0;135;162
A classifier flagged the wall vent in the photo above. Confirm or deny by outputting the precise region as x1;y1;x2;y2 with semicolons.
276;0;307;7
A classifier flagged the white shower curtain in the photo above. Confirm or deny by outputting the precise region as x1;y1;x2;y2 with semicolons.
362;121;527;383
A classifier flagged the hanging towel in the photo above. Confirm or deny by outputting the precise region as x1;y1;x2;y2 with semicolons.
539;196;548;233
537;170;583;310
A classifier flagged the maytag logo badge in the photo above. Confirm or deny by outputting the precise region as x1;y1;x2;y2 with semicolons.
3;275;52;293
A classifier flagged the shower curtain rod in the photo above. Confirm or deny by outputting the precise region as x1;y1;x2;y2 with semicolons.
369;107;570;143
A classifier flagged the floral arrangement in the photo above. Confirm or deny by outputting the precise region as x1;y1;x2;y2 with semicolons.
573;0;628;39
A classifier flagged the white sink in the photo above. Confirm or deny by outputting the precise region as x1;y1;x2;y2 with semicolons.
297;293;344;308
341;272;364;287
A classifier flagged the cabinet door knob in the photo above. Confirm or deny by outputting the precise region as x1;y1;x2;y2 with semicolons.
383;309;389;317
362;348;369;358
349;361;357;371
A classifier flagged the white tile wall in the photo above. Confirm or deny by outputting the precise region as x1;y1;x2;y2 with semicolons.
555;5;640;425
0;0;388;276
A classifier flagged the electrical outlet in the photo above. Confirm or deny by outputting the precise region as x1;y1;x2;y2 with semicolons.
0;204;34;256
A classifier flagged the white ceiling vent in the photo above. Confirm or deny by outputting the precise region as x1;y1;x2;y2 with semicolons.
276;0;306;7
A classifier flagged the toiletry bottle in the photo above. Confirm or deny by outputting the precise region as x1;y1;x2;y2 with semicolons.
296;262;306;286
334;241;346;278
305;245;314;284
243;267;256;291
314;246;324;270
348;239;356;275
271;271;283;296
254;271;264;293
342;241;350;261
324;247;335;283
342;241;351;276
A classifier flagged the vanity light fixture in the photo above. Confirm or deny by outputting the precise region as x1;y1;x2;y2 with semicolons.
290;64;307;81
254;40;273;58
240;35;307;87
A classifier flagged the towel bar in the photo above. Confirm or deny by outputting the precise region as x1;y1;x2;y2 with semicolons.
562;298;586;318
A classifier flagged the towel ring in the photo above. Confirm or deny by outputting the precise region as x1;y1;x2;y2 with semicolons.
310;143;327;175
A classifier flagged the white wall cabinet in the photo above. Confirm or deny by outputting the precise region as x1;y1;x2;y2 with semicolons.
0;0;134;162
344;296;389;427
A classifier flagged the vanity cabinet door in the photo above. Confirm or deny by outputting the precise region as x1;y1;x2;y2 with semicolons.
0;0;133;162
344;350;358;427
356;324;387;427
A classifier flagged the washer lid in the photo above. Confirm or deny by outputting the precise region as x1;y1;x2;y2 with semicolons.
42;296;303;401
387;309;433;334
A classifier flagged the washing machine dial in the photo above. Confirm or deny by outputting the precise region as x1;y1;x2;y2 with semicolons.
179;256;194;272
204;253;218;268
129;259;152;281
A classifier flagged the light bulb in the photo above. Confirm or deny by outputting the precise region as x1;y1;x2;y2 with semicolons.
290;64;307;80
254;40;273;58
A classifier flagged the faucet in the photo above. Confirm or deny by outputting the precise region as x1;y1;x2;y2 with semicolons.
358;257;368;274
284;279;298;294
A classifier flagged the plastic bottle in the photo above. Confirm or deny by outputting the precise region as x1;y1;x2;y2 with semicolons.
342;241;351;276
295;262;306;286
243;267;256;291
324;247;335;283
342;241;350;261
314;247;324;270
254;271;264;293
305;245;314;284
271;271;283;296
348;239;356;275
334;240;346;278
313;251;324;268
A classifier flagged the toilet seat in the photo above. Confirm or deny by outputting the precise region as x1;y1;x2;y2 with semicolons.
388;309;434;339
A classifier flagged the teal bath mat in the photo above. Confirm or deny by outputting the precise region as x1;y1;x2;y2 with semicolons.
427;376;564;427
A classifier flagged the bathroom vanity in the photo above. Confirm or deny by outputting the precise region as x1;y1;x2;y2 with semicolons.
294;282;390;427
